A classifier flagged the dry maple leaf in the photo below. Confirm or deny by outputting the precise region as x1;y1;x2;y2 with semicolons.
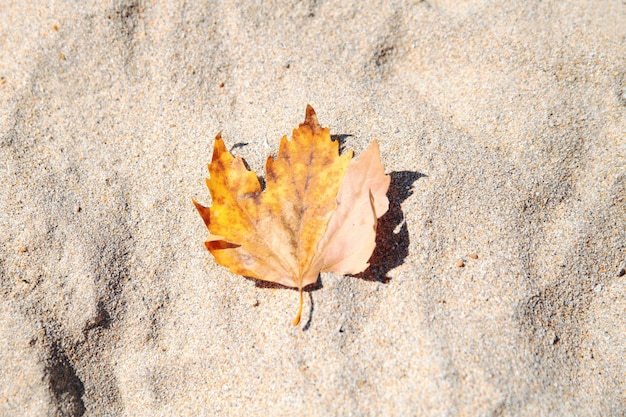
194;105;390;325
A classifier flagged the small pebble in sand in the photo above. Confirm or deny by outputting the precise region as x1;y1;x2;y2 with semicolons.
457;259;465;267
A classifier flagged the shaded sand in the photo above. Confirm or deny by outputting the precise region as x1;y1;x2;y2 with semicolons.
1;1;625;416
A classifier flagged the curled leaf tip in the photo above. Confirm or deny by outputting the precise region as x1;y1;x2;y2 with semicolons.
304;104;322;134
211;132;229;162
192;198;211;227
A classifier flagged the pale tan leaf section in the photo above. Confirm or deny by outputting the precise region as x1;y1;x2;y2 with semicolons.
313;140;390;275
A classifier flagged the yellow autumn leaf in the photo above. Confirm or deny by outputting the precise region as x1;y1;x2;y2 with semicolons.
194;106;390;325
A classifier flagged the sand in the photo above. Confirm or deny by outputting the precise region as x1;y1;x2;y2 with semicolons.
1;1;625;416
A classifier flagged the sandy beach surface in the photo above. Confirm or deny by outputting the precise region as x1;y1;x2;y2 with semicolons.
1;1;625;416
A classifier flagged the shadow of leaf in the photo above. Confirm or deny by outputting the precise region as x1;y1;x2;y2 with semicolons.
355;170;426;283
331;134;352;154
229;142;249;152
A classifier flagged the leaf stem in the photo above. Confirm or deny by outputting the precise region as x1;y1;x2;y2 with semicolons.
292;288;304;326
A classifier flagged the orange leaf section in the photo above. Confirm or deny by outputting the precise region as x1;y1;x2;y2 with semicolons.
194;106;390;324
195;106;352;290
